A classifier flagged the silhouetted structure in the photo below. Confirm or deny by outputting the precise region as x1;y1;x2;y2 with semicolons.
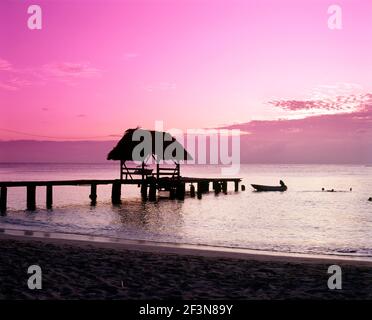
0;128;242;213
107;128;192;181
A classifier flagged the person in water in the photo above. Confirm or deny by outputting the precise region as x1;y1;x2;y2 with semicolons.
279;180;286;187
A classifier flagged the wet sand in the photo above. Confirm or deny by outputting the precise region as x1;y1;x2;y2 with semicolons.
1;234;372;299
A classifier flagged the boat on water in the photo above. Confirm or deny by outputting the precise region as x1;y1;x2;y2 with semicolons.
251;180;287;192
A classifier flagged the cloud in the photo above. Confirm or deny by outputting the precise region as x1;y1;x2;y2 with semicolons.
123;53;139;60
42;62;101;79
222;94;372;163
269;93;369;114
0;81;18;91
0;60;101;91
0;78;33;91
145;82;176;92
0;58;12;71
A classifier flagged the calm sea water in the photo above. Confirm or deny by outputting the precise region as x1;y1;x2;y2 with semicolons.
0;163;372;257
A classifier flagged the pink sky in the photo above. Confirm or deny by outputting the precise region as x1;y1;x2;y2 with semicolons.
1;0;372;144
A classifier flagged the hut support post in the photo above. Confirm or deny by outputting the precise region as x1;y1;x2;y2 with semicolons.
215;182;221;194
234;181;239;192
46;184;53;209
120;160;123;180
0;186;7;215
111;180;121;205
204;181;209;192
190;184;195;198
141;182;148;201
149;181;157;201
176;182;185;200
89;184;97;206
222;181;228;193
27;185;36;211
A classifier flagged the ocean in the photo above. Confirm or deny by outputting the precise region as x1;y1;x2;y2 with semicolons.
0;163;371;258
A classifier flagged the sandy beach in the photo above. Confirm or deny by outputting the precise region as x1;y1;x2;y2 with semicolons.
1;233;372;300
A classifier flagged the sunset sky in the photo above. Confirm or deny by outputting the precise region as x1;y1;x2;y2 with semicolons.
1;0;372;149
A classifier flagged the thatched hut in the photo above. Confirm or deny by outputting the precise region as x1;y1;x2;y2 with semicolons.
107;128;192;180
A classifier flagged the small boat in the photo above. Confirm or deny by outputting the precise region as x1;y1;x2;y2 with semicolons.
251;180;287;192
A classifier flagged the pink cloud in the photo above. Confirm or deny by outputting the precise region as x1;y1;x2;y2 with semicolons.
223;94;372;163
0;81;18;91
42;62;101;79
0;60;101;91
269;94;370;113
0;58;12;71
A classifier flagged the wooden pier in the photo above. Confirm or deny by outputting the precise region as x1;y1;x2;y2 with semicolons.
0;177;242;214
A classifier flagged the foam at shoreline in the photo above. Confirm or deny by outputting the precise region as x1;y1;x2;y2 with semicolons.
1;227;372;266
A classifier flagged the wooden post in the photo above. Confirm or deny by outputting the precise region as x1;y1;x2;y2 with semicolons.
222;181;227;194
149;181;157;201
141;182;148;201
27;185;36;210
0;186;7;215
120;160;123;180
46;184;53;209
169;187;176;200
141;162;145;182
206;181;210;192
241;184;246;191
190;184;195;198
111;180;121;205
234;180;239;192
197;182;202;195
197;190;202;199
176;182;185;200
215;182;221;194
89;184;97;206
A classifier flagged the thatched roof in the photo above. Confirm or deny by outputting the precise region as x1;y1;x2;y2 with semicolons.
107;128;192;162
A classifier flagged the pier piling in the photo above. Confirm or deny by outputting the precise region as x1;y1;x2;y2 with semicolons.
222;181;228;194
111;181;121;205
27;185;36;211
197;190;202;199
234;181;239;192
149;181;157;201
190;184;195;198
89;184;97;206
141;182;148;201
46;184;53;209
215;182;221;194
0;186;7;214
0;176;241;211
176;182;185;200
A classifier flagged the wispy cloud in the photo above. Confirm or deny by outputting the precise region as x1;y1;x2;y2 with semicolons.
0;58;12;71
0;81;18;91
145;82;176;92
223;94;372;163
42;62;101;79
123;53;139;60
0;59;101;91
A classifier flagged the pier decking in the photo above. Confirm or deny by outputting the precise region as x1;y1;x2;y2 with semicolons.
0;177;242;214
